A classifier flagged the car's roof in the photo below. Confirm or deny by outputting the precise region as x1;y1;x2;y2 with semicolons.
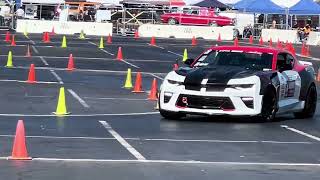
210;46;286;54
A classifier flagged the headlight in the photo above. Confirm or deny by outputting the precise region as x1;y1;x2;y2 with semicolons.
167;79;183;85
228;84;254;89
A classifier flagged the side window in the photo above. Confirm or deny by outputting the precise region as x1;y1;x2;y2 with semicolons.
277;53;293;72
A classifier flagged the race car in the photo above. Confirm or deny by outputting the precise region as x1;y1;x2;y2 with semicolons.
158;46;317;121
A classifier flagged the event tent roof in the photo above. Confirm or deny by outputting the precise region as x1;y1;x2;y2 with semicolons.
234;0;285;14
194;0;229;8
289;0;320;15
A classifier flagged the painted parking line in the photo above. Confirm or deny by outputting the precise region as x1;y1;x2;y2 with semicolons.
67;89;90;108
49;70;64;84
281;125;320;141
99;120;146;160
0;79;59;84
32;45;39;54
39;56;49;66
167;50;183;57
84;97;148;101
0;112;160;117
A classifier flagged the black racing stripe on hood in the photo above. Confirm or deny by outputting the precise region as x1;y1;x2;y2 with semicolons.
183;66;256;86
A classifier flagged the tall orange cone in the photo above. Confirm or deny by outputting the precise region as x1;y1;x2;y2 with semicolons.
306;45;310;57
5;31;10;42
9;120;31;160
317;69;320;82
217;33;221;42
107;34;112;44
148;78;158;101
173;63;179;70
26;44;31;57
234;37;239;46
42;32;46;42
67;54;75;71
117;47;123;61
192;36;197;46
259;37;263;45
134;30;139;39
301;43;306;56
249;35;253;44
27;64;36;83
269;38;273;47
44;32;50;43
132;72;144;93
10;35;16;46
150;36;156;46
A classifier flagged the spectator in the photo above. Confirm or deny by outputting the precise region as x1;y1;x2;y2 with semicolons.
298;24;311;41
78;10;84;21
270;20;276;29
16;7;24;19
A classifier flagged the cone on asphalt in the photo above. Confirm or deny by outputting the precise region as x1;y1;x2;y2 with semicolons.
67;54;75;71
61;35;67;48
249;35;253;44
234;37;239;46
42;32;46;42
182;48;188;62
150;36;156;46
44;32;50;43
269;38;273;47
116;47;123;61
132;72;144;93
5;51;13;68
8;120;31;160
99;37;104;49
107;34;112;44
148;78;158;101
123;68;133;89
217;33;221;42
306;45;310;57
301;43;306;56
50;27;56;36
192;36;197;46
79;30;85;39
23;28;28;38
53;87;70;116
259;37;263;45
134;30;139;39
27;64;36;84
5;31;10;42
26;44;31;58
173;63;179;70
10;35;16;46
317;69;320;82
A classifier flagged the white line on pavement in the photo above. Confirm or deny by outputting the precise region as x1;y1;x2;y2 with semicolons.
100;49;115;56
32;45;39;54
0;79;59;84
99;120;146;160
39;56;49;66
122;60;140;68
0;134;139;140
281;125;320;142
147;43;165;49
148;73;165;80
84;97;147;101
49;70;64;84
0;112;160;117
167;50;183;57
67;89;90;108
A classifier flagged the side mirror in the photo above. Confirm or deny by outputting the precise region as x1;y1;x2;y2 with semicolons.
184;58;194;66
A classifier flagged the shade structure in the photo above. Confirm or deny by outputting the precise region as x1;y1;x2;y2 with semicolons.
194;0;229;8
289;0;320;15
234;0;285;14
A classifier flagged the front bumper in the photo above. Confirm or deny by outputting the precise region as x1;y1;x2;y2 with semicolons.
159;79;263;116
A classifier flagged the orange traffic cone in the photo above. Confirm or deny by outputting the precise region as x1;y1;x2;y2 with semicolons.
192;36;197;46
10;35;16;46
42;32;46;42
116;47;123;61
277;39;282;49
234;37;239;46
9;120;31;160
44;32;50;43
132;72;144;93
50;27;56;36
150;36;156;46
67;54;75;71
249;35;253;44
301;43;306;56
148;78;158;101
134;30;139;39
5;31;10;42
107;34;112;44
269;38;273;47
317;69;320;82
173;63;179;70
27;64;36;83
259;37;263;45
217;33;221;42
306;45;310;57
26;44;31;58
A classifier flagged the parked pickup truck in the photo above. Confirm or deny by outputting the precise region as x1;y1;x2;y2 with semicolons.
161;6;234;27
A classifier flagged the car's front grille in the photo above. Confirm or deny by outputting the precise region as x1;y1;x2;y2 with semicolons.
176;94;234;110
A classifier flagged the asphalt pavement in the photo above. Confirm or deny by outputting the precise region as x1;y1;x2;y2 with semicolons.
0;31;320;179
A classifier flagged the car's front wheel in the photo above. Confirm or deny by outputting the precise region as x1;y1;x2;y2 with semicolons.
209;22;218;27
294;85;317;119
168;18;177;25
258;88;277;121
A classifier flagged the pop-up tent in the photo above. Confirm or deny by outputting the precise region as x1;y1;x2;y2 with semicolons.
289;0;320;15
234;0;285;14
194;0;229;8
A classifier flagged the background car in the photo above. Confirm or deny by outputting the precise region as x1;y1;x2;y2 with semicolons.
159;46;317;121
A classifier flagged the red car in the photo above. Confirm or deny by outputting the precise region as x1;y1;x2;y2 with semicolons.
161;6;234;26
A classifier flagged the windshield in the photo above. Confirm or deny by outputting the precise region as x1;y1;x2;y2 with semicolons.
193;49;273;71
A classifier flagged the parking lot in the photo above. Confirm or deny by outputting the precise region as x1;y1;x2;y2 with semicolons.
0;31;320;179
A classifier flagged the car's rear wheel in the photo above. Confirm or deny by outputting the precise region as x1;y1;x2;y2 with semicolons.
294;85;317;119
258;88;277;121
209;22;218;27
168;18;177;25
